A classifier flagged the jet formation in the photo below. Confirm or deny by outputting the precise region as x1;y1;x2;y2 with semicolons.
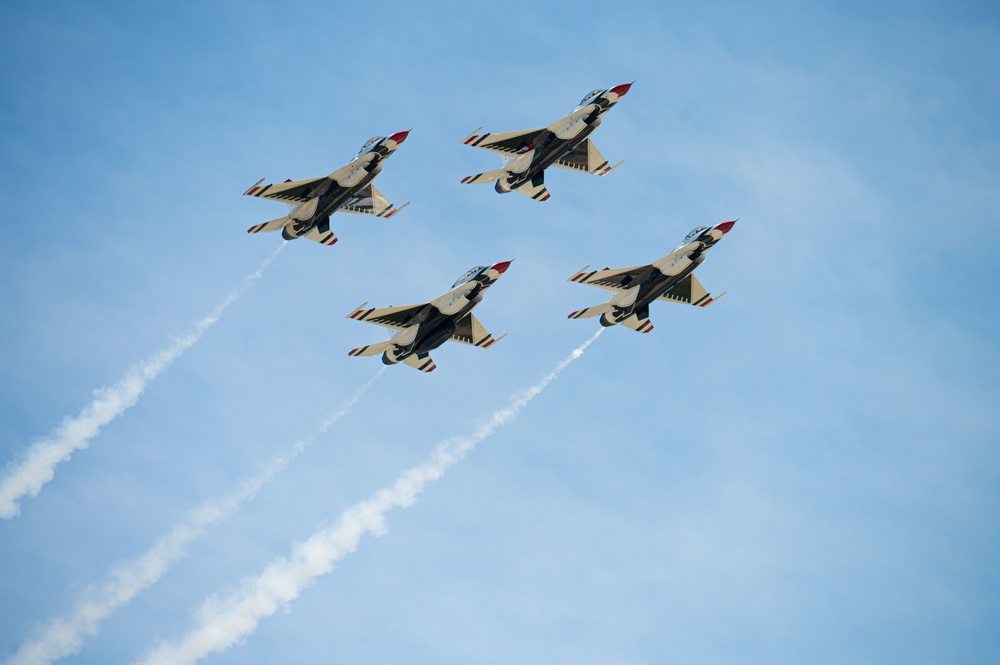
244;131;411;246
460;83;632;201
346;262;511;372
240;83;737;371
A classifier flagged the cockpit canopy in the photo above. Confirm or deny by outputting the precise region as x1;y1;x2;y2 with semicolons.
682;227;709;245
358;136;384;156
452;266;488;288
578;89;605;107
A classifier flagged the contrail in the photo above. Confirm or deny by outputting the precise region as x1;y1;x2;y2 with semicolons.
0;244;286;520
132;330;603;665
5;367;384;665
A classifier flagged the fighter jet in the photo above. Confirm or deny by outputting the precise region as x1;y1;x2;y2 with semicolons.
243;132;411;246
346;262;511;372
567;221;736;333
460;83;632;201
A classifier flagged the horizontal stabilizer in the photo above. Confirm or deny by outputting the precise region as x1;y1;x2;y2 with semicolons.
514;178;550;202
568;303;610;320
247;215;290;234
404;353;437;373
348;340;392;357
621;313;654;333
303;221;338;246
461;168;507;185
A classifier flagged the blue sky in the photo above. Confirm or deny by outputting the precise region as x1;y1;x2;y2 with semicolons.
1;1;998;664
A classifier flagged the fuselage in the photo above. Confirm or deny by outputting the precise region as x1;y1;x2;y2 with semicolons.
495;85;629;194
601;222;734;326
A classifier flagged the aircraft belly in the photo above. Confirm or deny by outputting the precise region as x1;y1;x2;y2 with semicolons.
535;128;595;173
318;178;369;219
649;266;697;303
413;319;457;356
335;162;379;188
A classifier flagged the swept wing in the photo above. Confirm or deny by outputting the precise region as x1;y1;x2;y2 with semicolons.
340;183;410;219
347;302;427;331
461;127;545;155
551;139;624;176
243;176;328;204
568;264;653;292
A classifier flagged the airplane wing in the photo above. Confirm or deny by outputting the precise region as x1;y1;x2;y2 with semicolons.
658;274;726;307
568;264;653;292
243;176;329;204
551;139;624;176
340;184;411;218
347;302;427;331
461;127;546;155
449;313;507;348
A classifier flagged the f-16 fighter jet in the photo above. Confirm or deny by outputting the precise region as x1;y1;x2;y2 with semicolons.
567;221;736;333
460;83;632;201
346;262;511;372
243;132;411;246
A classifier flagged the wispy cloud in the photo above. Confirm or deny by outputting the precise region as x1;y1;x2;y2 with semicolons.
0;244;286;520
132;330;602;665
5;367;383;665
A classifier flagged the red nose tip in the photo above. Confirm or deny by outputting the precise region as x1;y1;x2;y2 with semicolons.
491;260;513;274
716;220;736;234
388;130;410;144
609;82;633;97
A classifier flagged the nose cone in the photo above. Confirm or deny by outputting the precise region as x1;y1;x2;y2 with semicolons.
609;82;633;97
715;220;736;234
388;130;410;145
490;260;513;274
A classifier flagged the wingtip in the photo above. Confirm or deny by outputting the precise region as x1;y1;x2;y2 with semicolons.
347;302;369;319
243;177;266;196
461;126;484;144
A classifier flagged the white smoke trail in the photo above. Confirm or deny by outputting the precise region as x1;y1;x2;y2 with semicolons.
0;244;286;520
133;330;603;665
5;367;383;665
